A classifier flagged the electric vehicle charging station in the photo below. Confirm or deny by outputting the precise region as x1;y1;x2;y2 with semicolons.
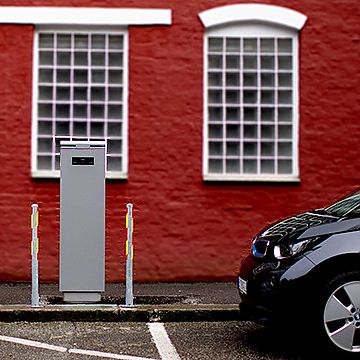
60;141;105;303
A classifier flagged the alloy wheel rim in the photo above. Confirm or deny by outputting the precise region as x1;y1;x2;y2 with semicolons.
324;280;360;352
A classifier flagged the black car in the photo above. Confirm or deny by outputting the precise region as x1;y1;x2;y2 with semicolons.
238;189;360;356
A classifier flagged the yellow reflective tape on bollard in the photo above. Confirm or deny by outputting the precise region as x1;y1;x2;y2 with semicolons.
31;242;33;256
126;213;128;229
126;240;128;256
36;212;39;227
37;238;39;254
31;215;33;229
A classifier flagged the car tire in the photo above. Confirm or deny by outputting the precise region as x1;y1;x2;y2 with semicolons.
319;270;360;357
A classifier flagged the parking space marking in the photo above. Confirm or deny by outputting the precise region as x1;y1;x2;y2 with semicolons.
0;334;156;360
0;335;67;352
148;323;181;360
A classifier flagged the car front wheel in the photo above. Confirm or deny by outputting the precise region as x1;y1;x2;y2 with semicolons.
322;272;360;355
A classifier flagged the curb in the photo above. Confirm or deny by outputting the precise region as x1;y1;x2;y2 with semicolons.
0;304;243;323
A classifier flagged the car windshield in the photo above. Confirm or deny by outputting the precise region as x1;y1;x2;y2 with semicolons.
325;190;360;217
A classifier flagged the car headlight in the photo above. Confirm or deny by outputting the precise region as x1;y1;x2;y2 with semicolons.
273;239;310;260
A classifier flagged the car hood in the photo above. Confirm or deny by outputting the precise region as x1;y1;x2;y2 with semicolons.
255;210;360;245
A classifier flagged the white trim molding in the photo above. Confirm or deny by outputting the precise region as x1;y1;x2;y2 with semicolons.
0;7;171;26
199;4;307;30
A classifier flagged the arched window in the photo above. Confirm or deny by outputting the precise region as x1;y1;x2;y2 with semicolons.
200;4;307;181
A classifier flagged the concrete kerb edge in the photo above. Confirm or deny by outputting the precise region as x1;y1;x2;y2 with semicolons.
0;304;243;322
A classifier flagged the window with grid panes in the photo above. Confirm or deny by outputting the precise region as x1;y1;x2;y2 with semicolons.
204;24;299;181
33;29;127;177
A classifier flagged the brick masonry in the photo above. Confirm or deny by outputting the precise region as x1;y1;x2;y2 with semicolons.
0;0;360;282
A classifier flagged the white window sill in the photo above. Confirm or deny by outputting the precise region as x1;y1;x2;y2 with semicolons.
203;174;300;183
32;170;128;180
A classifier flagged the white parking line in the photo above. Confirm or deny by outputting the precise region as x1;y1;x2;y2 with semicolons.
147;323;181;360
0;335;67;352
0;334;156;360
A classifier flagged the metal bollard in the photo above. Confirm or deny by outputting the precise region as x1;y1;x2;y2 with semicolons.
125;203;134;306
31;204;40;307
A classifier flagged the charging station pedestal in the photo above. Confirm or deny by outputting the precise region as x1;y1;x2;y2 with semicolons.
60;141;105;303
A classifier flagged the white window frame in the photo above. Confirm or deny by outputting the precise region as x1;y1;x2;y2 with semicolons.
32;26;129;179
199;4;307;182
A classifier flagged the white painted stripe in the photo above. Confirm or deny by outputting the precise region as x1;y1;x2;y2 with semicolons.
0;335;67;352
69;348;156;360
148;323;181;360
0;334;156;360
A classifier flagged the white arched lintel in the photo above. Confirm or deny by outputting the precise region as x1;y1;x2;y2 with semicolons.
199;4;307;30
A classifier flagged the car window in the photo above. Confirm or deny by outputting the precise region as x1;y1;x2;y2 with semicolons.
325;191;360;217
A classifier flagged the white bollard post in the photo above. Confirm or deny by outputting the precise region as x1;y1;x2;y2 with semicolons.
31;204;40;307
125;203;134;306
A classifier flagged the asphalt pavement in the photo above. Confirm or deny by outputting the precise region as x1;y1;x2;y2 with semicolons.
0;282;242;322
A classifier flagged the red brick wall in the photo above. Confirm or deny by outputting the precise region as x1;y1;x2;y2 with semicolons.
0;0;359;282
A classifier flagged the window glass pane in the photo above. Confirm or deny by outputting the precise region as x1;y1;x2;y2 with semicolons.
260;38;274;53
208;37;223;52
226;55;240;69
278;38;292;53
226;90;240;104
261;142;275;156
107;156;122;171
243;73;257;87
226;38;240;52
261;56;274;70
109;35;123;50
74;52;88;66
278;56;292;70
107;122;122;137
39;34;54;48
278;142;292;156
243;56;257;70
108;105;123;119
278;108;292;122
243;38;257;53
226;125;240;138
39;69;53;83
243;159;257;174
209;72;222;87
261;160;275;173
57;51;71;66
209;141;223;156
91;122;104;137
261;107;274;122
108;87;123;101
57;34;71;49
209;107;223;121
209;124;223;138
278;73;292;87
75;34;88;49
226;159;240;173
209;159;223;173
91;52;106;66
226;142;240;156
109;53;123;67
208;55;223;69
39;51;53;65
108;139;122;154
243;142;257;156
91;34;106;49
225;107;240;121
278;159;292;174
39;86;53;100
244;107;257;122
